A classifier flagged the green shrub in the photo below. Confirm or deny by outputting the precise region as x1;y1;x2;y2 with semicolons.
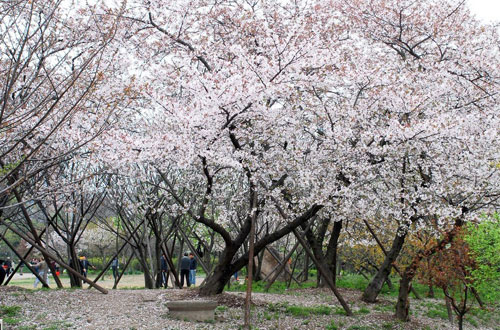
465;214;500;303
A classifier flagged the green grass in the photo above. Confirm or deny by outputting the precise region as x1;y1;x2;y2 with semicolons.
426;308;448;319
264;302;332;318
4;317;21;325
356;306;370;314
215;305;228;313
347;326;372;330
334;273;444;299
381;322;394;329
334;306;347;315
336;274;369;291
226;279;316;294
326;319;344;330
0;305;21;317
285;304;332;317
374;304;393;312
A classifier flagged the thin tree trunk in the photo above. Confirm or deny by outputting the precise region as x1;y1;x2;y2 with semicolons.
303;253;309;281
395;272;411;321
244;192;257;328
445;295;454;324
362;230;407;302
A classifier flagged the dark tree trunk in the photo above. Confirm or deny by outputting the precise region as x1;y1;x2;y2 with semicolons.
362;230;407;302
325;220;343;285
68;245;82;288
428;284;435;298
395;272;411;321
199;264;235;296
154;236;163;288
198;204;323;296
199;246;238;296
303;253;309;281
301;218;340;288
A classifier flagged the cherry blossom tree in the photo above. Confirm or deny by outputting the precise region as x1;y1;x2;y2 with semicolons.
89;0;500;307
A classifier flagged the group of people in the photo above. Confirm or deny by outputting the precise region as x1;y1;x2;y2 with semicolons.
160;252;197;288
0;252;199;289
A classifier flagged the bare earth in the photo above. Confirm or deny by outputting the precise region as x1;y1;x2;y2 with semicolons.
0;284;498;329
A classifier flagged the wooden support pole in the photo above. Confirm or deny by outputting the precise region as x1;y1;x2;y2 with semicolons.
3;227;47;285
0;233;49;288
264;240;300;292
3;223;108;294
176;223;210;274
293;228;353;316
113;251;135;289
89;219;146;287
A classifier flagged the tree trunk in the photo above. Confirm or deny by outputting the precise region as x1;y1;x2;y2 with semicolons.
428;284;435;298
445;295;454;324
154;238;162;288
362;230;407;302
326;220;343;285
458;314;463;330
303;253;309;281
395;272;411;321
199;263;235;296
68;245;82;288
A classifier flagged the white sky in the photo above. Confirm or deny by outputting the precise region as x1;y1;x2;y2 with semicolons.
467;0;500;23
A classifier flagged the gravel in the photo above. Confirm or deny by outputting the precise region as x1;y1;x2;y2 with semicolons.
0;286;486;329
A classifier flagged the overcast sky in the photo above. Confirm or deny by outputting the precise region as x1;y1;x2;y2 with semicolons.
467;0;500;23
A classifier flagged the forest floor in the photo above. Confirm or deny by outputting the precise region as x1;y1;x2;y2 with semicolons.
1;280;499;330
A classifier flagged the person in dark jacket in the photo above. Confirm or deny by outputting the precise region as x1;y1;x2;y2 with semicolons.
111;256;119;282
189;252;197;287
4;257;12;276
160;253;169;288
179;252;191;288
0;259;5;285
79;256;95;278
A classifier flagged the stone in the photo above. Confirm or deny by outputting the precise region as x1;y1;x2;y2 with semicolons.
166;300;218;322
255;247;292;282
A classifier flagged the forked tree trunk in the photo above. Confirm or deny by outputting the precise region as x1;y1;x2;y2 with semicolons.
362;231;407;302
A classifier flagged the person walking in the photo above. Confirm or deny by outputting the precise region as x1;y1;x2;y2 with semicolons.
160;253;169;288
0;259;5;285
33;257;49;288
189;252;197;287
4;257;12;276
111;256;119;282
80;256;95;278
179;252;191;288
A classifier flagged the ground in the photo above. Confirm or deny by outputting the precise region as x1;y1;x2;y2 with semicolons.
1;274;499;329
